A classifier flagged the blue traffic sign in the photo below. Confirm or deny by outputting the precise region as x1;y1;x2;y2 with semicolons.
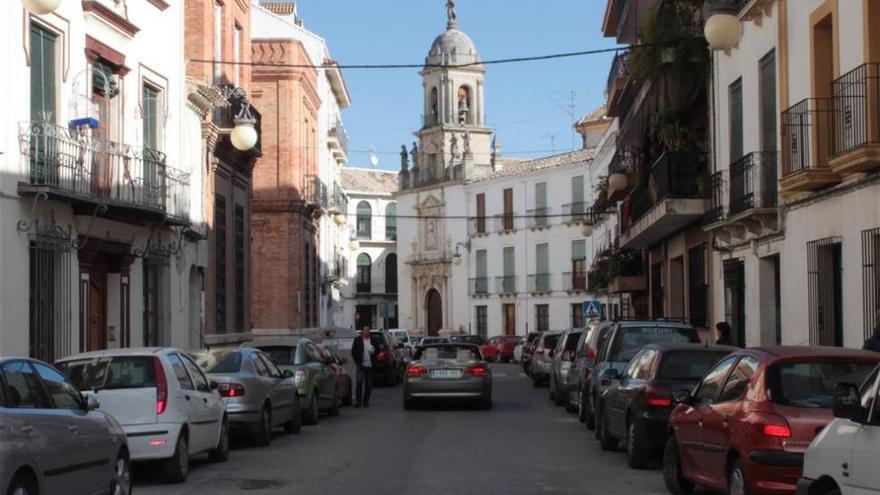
582;300;601;320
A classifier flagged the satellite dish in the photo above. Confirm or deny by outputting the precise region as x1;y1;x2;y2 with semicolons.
369;154;379;168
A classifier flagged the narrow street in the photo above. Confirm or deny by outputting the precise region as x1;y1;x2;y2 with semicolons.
134;364;667;495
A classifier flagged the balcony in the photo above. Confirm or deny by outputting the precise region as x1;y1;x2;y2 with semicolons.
303;175;327;209
527;274;552;294
729;152;778;217
562;202;591;224
469;277;490;296
606;51;631;117
607;146;643;202
780;98;840;192
18;122;190;225
829;63;880;175
619;151;708;249
495;276;517;296
468;216;488;237
705;171;726;224
527;207;552;229
562;271;587;293
493;213;517;234
737;0;774;22
327;182;348;214
328;123;349;164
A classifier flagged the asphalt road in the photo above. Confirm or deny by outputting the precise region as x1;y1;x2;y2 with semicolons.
134;363;673;495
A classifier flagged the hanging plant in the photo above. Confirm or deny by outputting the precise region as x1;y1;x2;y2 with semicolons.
628;0;708;85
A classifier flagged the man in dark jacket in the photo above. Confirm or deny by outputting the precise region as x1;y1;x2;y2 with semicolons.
863;309;880;352
715;322;734;346
351;326;375;407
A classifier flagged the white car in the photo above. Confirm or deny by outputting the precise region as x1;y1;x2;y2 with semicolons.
797;364;880;495
57;348;229;483
389;330;414;348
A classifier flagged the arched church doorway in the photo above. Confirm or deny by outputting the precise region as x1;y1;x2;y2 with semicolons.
425;289;443;336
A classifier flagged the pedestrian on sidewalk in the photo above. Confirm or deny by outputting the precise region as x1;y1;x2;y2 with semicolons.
715;321;735;346
351;326;375;408
863;308;880;352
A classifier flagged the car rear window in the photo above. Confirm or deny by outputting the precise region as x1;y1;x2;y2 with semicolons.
657;351;730;381
614;327;698;362
767;360;877;409
58;356;156;391
415;345;482;361
564;333;582;352
543;334;560;349
259;346;297;366
193;350;242;373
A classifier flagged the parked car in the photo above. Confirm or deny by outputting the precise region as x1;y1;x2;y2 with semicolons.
663;346;880;495
389;329;415;351
481;336;522;363
192;348;301;445
369;330;407;386
321;345;353;407
249;338;339;425
1;357;131;495
530;331;563;387
549;329;582;411
589;320;700;438
57;348;229;483
513;341;524;364
520;332;542;375
569;320;612;428
797;363;880;495
403;344;492;410
595;343;734;467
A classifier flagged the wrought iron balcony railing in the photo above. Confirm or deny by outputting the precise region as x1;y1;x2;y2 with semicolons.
495;275;517;295
729;151;779;215
651;151;708;202
493;213;517;233
706;171;726;222
303;174;327;208
831;63;880;157
328;123;349;156
562;271;588;292
527;273;552;293
469;277;490;296
527;207;552;228
781;97;834;176
468;216;488;236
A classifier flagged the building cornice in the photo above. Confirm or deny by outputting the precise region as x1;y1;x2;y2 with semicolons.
81;0;140;38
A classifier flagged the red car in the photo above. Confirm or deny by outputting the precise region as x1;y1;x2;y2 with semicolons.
480;336;521;363
663;346;880;495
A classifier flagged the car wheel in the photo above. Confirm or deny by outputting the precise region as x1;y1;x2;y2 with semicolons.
208;418;230;462
253;406;272;447
597;406;618;451
109;451;132;495
7;472;38;495
163;432;189;483
663;436;694;495
625;419;651;469
729;459;749;495
327;391;340;417
283;396;302;434
302;391;320;425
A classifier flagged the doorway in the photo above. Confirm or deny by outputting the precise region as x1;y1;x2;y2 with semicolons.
724;259;746;347
425;289;442;336
669;257;685;319
503;304;516;336
355;305;375;330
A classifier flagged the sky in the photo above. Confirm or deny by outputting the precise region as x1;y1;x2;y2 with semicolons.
295;0;620;171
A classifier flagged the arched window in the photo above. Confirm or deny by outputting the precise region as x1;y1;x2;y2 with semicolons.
430;87;439;125
357;253;372;294
385;254;398;294
385;202;397;241
457;85;472;125
356;201;372;239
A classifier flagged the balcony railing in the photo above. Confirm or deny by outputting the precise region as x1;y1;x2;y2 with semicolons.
781;97;834;176
495;275;517;295
303;174;327;208
328;123;349;156
563;202;591;223
468;216;488;236
469;277;490;296
831;63;880;157
562;271;588;292
493;213;517;233
527;273;552;293
705;171;725;222
729;152;778;215
327;181;348;214
527;207;552;228
651;151;707;202
18;122;191;220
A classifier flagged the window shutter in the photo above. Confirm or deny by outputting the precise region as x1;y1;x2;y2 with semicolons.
476;250;487;278
759;50;777;152
30;26;57;122
503;247;515;277
571;176;584;209
729;79;744;162
503;188;513;215
571;240;586;260
536;244;549;274
535;182;547;210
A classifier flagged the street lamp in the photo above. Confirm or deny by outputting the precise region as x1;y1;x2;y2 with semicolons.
608;172;627;193
230;109;258;151
582;224;593;237
21;0;62;15
333;213;346;226
452;240;472;265
704;0;743;51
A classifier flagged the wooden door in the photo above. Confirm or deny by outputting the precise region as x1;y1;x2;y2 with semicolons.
87;263;107;351
426;289;442;337
503;304;516;336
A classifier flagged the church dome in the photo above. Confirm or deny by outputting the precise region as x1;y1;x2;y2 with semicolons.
426;28;481;68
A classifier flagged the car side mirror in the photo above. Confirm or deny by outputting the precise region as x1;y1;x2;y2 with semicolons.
672;389;692;405
210;381;219;391
833;383;866;423
283;369;294;379
82;393;100;411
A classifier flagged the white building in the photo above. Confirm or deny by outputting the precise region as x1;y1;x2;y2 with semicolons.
0;0;204;359
706;0;880;347
341;168;398;330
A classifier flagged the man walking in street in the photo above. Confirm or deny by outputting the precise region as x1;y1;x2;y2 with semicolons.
351;326;375;408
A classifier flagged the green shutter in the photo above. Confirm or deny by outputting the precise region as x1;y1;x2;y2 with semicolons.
30;26;57;122
143;85;159;150
571;240;586;260
729;79;744;162
571;176;585;213
503;247;515;277
759;51;777;152
536;244;549;274
476;250;487;278
535;182;547;210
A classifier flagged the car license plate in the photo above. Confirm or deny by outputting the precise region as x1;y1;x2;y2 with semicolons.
430;369;462;379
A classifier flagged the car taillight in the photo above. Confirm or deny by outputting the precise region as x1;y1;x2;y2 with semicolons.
407;365;428;377
153;356;168;415
763;424;792;438
218;383;246;398
465;365;489;377
377;351;387;362
750;413;792;438
585;348;596;360
645;386;672;408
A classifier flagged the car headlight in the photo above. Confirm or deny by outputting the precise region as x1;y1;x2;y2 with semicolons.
294;369;307;384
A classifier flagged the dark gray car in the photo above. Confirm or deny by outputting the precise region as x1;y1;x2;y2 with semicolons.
570;320;613;429
1;358;130;495
403;344;492;410
549;329;582;412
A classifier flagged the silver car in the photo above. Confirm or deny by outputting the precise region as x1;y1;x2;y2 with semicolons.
549;329;582;412
529;331;562;387
403;344;492;410
192;348;301;445
1;358;130;495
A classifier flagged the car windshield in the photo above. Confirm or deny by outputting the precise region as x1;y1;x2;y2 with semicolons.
542;334;561;349
58;356;156;391
657;351;731;381
767;360;878;409
193;350;242;373
415;345;482;361
564;333;582;352
614;327;698;362
259;346;297;366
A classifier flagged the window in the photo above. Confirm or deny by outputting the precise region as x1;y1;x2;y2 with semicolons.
357;253;372;293
651;262;664;318
233;23;242;87
808;238;843;346
181;354;210;393
32;362;82;410
768;361;876;409
718;356;758;402
475;250;488;294
257;354;282;378
476;306;488;339
142;84;160;151
385;254;398;294
30;25;57;122
688;244;708;328
356;201;372;239
536;305;550;332
571;175;585;216
502;247;515;293
430;87;439;125
215;195;227;333
625;349;656;380
29;239;71;363
571;303;585;328
571;240;586;290
534;182;548;226
213;2;223;82
475;193;486;233
729;78;743;162
251;354;271;376
863;227;880;341
503;188;514;230
759;50;777;152
535;243;549;292
143;255;168;346
385;202;397;240
234;204;245;331
694;356;738;404
2;361;49;408
166;353;193;390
